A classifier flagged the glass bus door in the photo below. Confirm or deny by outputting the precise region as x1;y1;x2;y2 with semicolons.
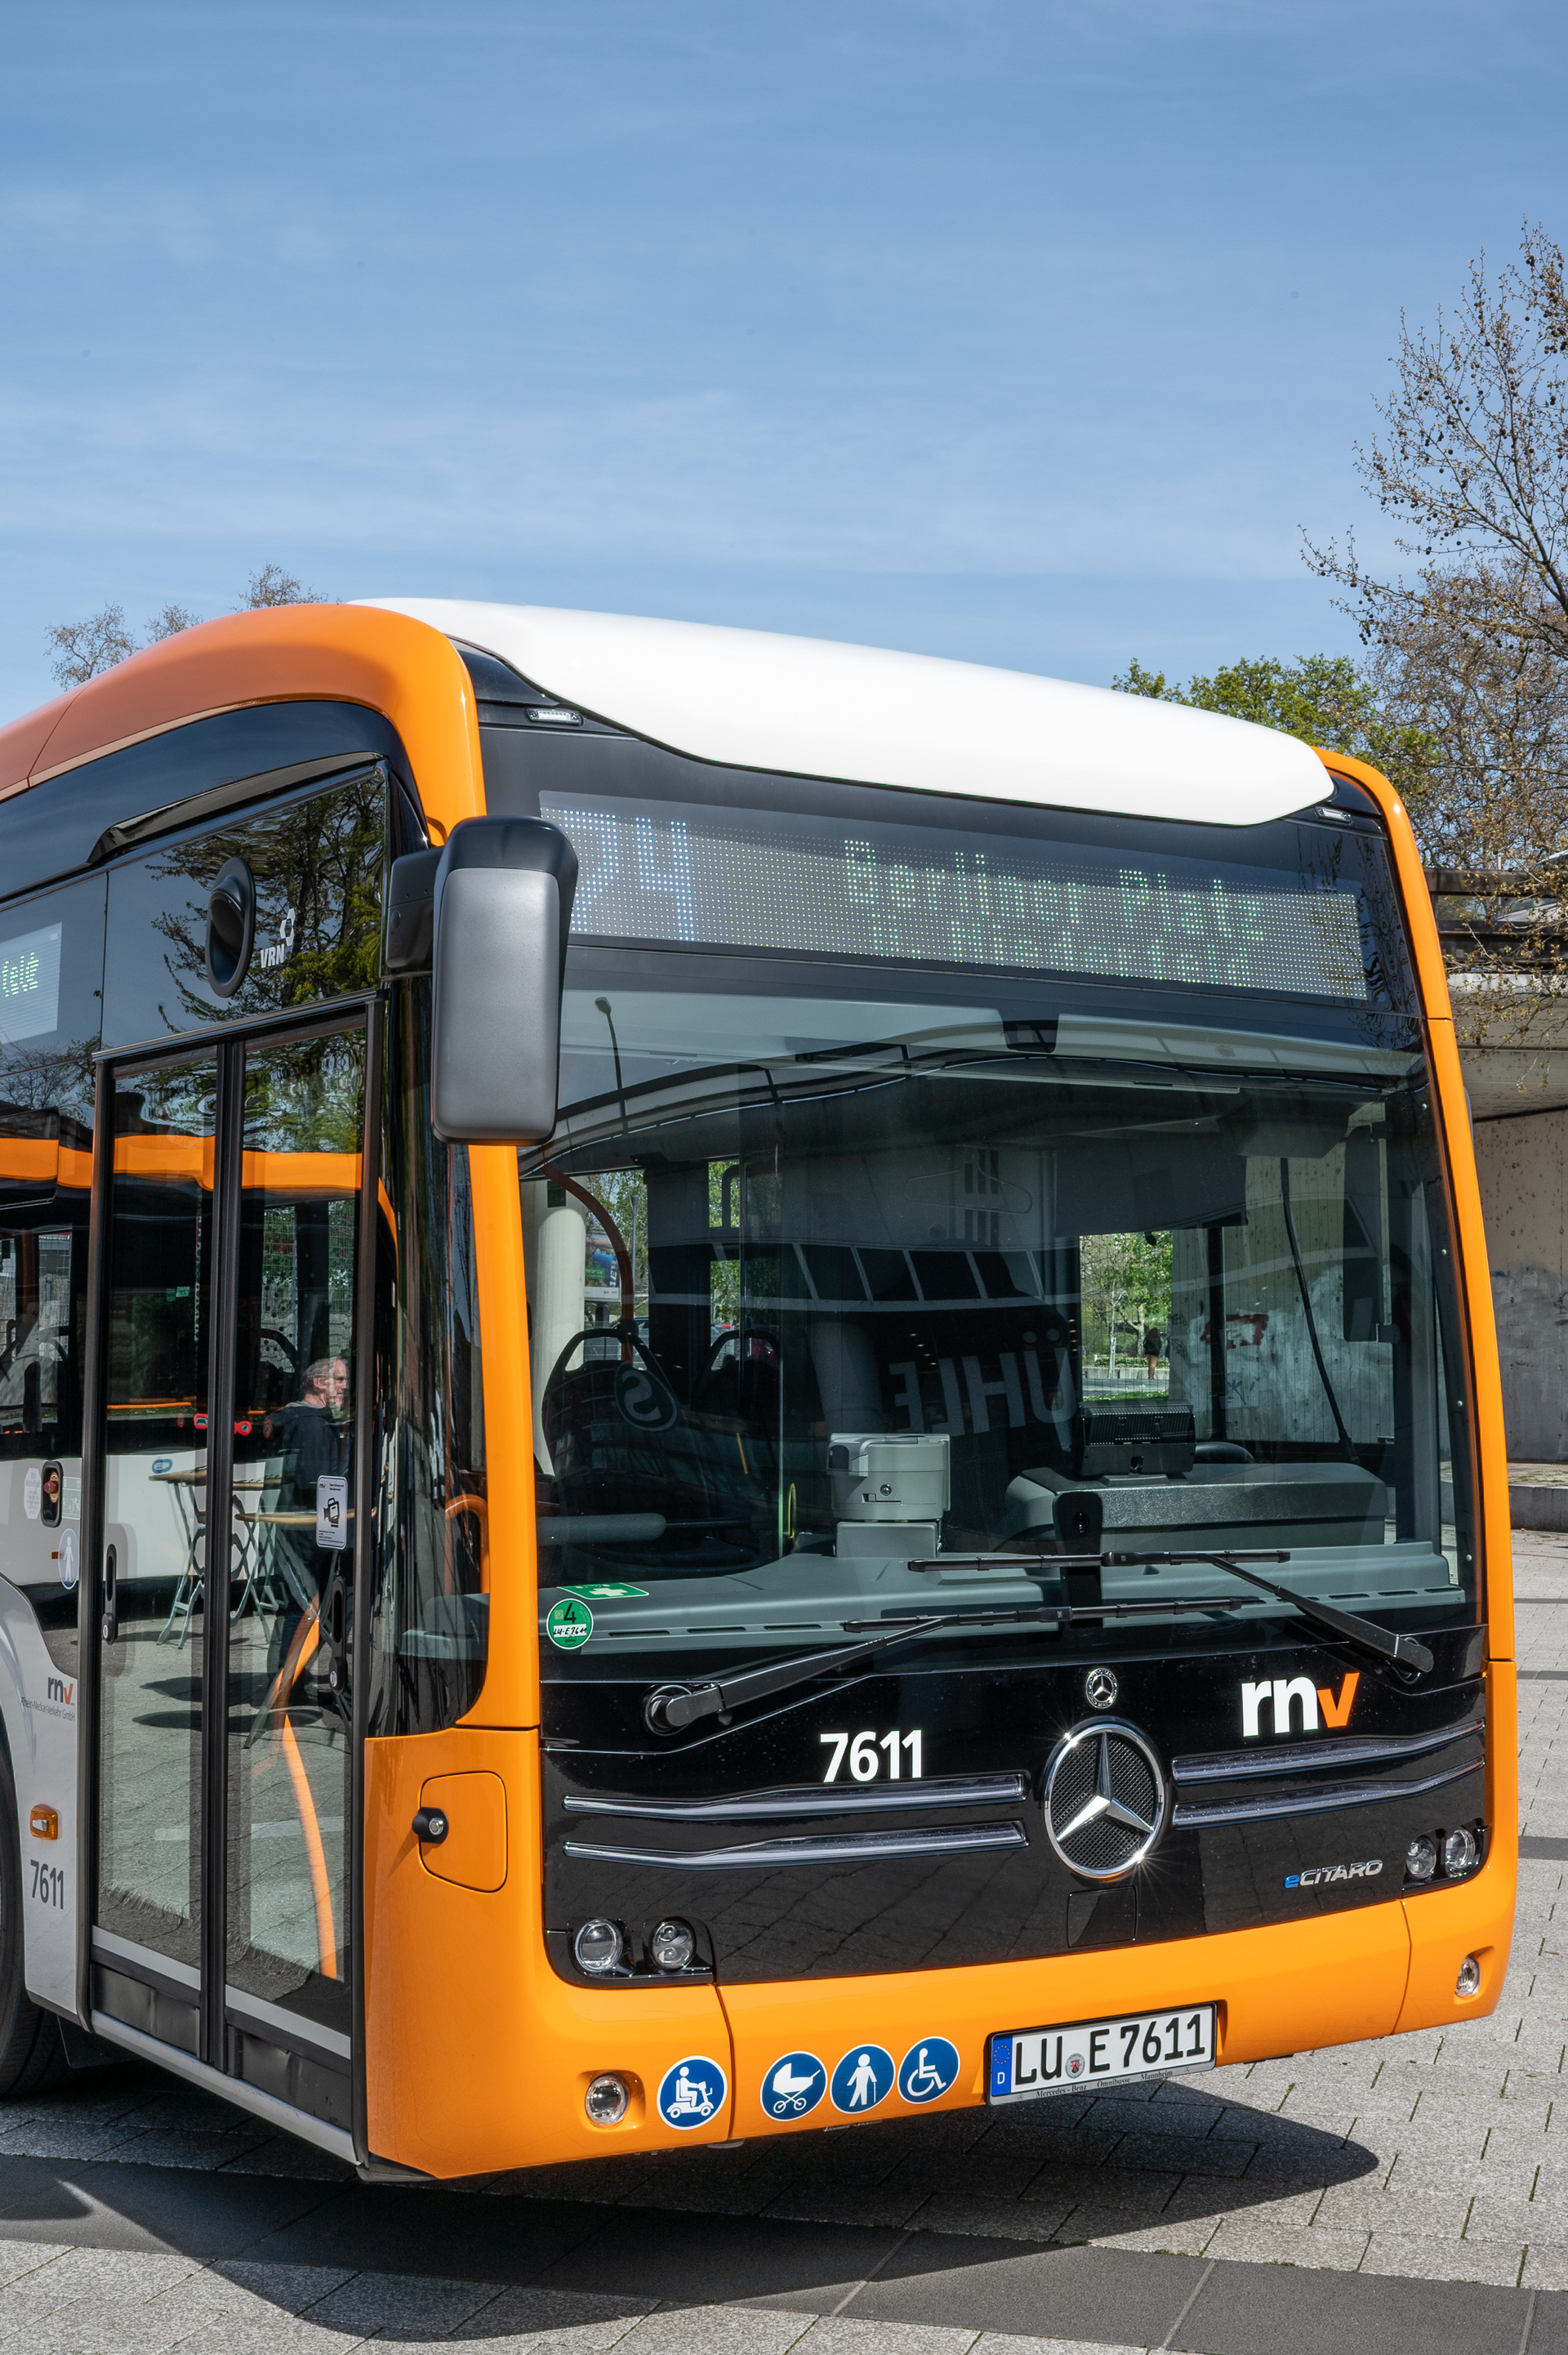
91;1021;368;2129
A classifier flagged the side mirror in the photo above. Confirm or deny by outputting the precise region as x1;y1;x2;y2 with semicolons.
426;818;577;1144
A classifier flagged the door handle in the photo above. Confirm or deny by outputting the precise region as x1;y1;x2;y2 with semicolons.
100;1544;118;1645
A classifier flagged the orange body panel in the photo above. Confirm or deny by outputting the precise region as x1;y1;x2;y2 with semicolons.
0;603;483;844
1313;748;1517;1938
0;694;72;798
364;1728;734;2174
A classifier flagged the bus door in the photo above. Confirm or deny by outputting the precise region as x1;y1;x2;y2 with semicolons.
89;1016;370;2134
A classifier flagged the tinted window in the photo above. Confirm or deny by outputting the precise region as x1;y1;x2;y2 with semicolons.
103;770;387;1049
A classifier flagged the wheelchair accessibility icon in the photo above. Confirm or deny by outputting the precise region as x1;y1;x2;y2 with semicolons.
898;2036;960;2105
657;2055;728;2130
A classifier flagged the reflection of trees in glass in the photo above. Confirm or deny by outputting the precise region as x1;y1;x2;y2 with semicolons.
152;776;384;1025
0;1038;99;1135
581;1166;648;1306
1080;1230;1172;1380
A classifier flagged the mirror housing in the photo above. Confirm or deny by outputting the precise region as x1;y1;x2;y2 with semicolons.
428;818;578;1144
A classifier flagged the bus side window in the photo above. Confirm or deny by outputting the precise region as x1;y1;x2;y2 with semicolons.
366;979;489;1735
0;874;104;1489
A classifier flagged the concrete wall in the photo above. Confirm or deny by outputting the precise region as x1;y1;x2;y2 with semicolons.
1472;1105;1568;1463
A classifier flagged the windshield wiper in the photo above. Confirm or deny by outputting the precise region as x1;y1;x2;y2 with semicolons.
640;1590;1247;1734
639;1545;1434;1735
1104;1549;1435;1676
936;1549;1435;1675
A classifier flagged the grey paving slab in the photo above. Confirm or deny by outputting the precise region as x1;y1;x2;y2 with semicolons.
543;2210;902;2313
447;2282;657;2347
843;2241;1203;2343
1175;2259;1531;2354
797;2322;983;2355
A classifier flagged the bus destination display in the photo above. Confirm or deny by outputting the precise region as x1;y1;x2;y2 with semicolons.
541;794;1370;1001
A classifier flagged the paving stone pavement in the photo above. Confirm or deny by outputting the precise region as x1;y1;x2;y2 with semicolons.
0;1535;1557;2349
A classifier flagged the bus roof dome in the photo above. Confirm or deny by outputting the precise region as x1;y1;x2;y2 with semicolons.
361;599;1331;828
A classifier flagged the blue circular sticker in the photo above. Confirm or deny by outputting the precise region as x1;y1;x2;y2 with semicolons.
830;2044;895;2115
761;2050;826;2120
657;2054;727;2130
898;2036;960;2105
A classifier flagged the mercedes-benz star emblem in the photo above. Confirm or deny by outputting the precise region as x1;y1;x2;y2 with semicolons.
1085;1666;1118;1710
1042;1720;1166;1882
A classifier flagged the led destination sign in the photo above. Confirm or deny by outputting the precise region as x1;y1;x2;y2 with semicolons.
542;794;1372;1001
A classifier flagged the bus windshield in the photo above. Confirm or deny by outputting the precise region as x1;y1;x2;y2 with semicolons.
518;790;1473;1676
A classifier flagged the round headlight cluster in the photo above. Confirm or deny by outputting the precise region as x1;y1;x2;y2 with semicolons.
572;1917;701;1977
1443;1826;1479;1877
573;1919;625;1975
649;1919;697;1973
1405;1825;1482;1885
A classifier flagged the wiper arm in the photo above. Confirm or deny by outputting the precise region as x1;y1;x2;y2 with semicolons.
641;1586;1247;1734
922;1546;1435;1677
644;1618;950;1733
639;1546;1432;1736
1104;1549;1436;1677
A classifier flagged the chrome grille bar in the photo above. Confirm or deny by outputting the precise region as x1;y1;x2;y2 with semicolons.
563;1821;1029;1870
1174;1755;1481;1828
561;1771;1028;1822
1173;1724;1481;1784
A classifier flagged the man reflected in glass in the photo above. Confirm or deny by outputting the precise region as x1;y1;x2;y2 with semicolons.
264;1354;348;1672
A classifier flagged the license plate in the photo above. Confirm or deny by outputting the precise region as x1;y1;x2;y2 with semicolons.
988;2002;1216;2103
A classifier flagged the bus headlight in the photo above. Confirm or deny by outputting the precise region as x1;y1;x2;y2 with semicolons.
573;1920;625;1975
1456;1956;1482;1998
1443;1826;1479;1877
585;2073;630;2124
649;1919;696;1973
1405;1835;1437;1882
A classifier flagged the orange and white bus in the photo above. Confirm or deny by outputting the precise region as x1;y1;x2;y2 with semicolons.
0;599;1513;2175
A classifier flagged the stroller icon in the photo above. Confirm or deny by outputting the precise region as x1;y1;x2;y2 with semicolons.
767;2058;822;2116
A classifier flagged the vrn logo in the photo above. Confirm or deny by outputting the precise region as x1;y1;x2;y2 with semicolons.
1241;1671;1358;1738
46;1678;74;1707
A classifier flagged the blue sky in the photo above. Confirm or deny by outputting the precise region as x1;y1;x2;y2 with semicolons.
3;0;1566;722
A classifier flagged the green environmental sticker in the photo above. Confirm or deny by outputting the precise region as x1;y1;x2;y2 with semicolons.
546;1598;595;1650
561;1582;649;1601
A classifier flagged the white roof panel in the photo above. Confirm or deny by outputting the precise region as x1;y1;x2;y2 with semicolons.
360;598;1332;827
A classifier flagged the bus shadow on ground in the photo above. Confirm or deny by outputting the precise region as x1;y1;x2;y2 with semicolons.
0;2071;1379;2324
482;2076;1382;2247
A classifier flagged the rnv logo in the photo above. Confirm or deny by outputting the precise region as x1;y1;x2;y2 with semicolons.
1241;1670;1358;1738
45;1679;73;1706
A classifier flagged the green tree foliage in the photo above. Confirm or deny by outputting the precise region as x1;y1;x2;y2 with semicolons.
1080;1229;1172;1374
1113;652;1434;805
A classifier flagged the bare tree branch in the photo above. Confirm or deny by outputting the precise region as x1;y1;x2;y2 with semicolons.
43;604;137;688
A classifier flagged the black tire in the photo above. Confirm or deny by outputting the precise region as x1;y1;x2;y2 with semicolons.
0;1744;65;2095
